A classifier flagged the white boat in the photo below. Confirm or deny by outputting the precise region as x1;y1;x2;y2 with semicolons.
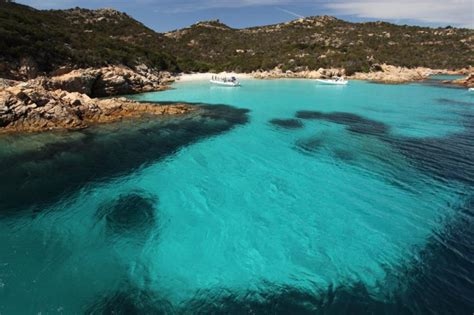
469;88;474;92
210;76;240;87
316;76;348;85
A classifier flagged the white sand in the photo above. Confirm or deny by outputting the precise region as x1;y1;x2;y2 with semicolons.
176;72;254;82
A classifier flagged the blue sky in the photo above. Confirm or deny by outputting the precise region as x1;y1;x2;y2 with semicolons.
16;0;474;31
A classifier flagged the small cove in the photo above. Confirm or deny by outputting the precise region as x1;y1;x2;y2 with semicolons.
0;79;473;314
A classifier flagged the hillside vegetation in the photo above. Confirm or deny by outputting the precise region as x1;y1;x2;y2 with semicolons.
163;17;473;74
0;2;178;78
0;1;473;79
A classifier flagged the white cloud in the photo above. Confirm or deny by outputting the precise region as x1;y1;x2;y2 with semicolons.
276;7;305;18
155;0;301;13
16;0;474;27
326;0;474;28
162;0;474;28
151;0;474;26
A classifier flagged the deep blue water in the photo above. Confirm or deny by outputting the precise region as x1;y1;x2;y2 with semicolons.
0;79;473;314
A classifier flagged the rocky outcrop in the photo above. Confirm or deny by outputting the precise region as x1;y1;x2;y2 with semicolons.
349;64;469;84
350;64;431;83
251;64;471;84
40;65;173;97
252;67;344;79
452;74;474;88
0;57;40;81
0;83;195;133
0;78;20;89
62;7;131;24
18;57;39;80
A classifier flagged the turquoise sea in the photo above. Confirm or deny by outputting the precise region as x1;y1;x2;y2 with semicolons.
0;79;473;314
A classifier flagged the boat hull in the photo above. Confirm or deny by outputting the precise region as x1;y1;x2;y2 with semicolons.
315;79;348;85
210;80;240;87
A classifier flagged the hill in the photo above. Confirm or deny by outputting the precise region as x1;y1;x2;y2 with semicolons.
0;2;178;79
162;17;473;74
0;2;473;79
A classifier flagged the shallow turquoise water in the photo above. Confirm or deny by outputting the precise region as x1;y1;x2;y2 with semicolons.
428;74;466;81
0;79;473;313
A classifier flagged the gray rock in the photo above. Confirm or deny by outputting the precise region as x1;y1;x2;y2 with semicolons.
0;106;10;114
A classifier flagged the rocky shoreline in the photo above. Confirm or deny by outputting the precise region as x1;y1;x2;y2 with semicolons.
1;63;472;134
251;64;472;84
0;65;195;133
451;74;474;88
42;65;175;97
0;83;195;133
252;67;344;80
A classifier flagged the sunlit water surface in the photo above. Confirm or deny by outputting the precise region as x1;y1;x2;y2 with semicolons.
0;79;473;314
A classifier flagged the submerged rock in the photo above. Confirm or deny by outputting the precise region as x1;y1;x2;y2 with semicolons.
0;103;249;215
436;98;474;106
96;191;158;234
296;110;389;137
295;137;324;154
269;118;304;129
297;108;474;187
86;284;174;314
182;283;408;315
332;149;356;162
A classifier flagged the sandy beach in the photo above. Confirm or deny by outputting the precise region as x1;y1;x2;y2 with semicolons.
176;72;254;82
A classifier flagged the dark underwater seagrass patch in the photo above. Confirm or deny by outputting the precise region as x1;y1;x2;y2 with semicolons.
86;283;174;314
96;191;158;234
269;118;304;129
296;110;389;137
0;103;250;216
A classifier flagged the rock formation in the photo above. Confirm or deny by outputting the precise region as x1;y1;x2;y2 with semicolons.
0;82;194;133
350;64;470;84
251;64;470;84
350;64;429;83
252;67;345;79
452;73;474;88
39;65;173;97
